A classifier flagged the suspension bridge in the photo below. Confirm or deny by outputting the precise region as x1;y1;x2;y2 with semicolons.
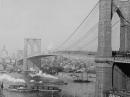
15;0;130;97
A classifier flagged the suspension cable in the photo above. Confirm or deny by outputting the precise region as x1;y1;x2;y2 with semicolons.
55;1;100;50
67;23;98;50
75;19;120;50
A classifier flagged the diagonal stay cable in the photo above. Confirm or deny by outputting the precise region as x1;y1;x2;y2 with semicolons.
55;1;100;50
77;36;98;50
67;23;98;50
76;19;120;50
69;19;120;50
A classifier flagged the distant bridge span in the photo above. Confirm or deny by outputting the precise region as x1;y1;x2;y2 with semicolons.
16;51;97;71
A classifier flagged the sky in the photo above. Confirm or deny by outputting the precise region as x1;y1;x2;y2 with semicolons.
0;0;119;55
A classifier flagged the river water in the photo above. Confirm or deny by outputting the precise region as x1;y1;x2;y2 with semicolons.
2;80;95;97
3;90;61;97
0;73;96;97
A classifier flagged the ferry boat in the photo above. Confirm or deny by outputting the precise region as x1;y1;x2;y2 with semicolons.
7;84;62;93
7;85;32;92
31;84;62;93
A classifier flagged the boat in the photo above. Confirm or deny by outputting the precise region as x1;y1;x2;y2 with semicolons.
7;84;62;93
38;85;62;92
7;85;32;92
30;84;62;93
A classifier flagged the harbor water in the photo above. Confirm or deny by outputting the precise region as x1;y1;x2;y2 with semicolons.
0;73;96;97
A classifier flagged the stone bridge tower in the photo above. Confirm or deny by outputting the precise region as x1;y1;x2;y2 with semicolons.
96;0;130;97
23;38;41;71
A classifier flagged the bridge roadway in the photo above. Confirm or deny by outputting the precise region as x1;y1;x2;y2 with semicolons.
17;51;130;68
17;52;96;65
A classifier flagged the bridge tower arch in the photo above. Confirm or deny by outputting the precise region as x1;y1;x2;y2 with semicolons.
96;0;130;97
98;0;130;57
23;38;41;71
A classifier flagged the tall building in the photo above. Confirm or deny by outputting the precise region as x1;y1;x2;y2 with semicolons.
0;45;8;59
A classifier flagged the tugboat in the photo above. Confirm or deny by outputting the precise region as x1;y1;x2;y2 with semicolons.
7;84;62;93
